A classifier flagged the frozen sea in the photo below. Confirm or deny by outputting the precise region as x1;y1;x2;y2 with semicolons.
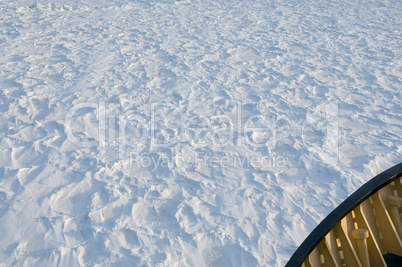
0;0;401;266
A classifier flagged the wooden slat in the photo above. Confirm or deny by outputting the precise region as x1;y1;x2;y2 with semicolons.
335;221;362;267
391;178;402;197
371;191;402;256
308;247;322;267
390;178;402;237
353;205;387;266
387;196;402;240
359;198;384;252
317;239;338;267
343;213;358;253
302;259;312;267
324;229;342;267
378;182;396;204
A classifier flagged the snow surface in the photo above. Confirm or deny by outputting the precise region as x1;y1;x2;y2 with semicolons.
0;0;401;266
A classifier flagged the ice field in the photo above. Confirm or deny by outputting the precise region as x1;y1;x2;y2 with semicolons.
0;0;401;266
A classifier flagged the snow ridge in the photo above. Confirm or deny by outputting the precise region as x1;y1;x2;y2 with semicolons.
0;0;401;266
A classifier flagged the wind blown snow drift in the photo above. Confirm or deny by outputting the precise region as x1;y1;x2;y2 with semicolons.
0;0;401;266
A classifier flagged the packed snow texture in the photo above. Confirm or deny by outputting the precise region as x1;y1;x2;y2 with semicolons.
0;0;401;266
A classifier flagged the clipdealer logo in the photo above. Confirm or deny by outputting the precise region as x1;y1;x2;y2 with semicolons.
65;100;339;166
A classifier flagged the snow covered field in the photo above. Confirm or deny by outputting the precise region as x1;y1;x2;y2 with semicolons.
0;0;401;265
